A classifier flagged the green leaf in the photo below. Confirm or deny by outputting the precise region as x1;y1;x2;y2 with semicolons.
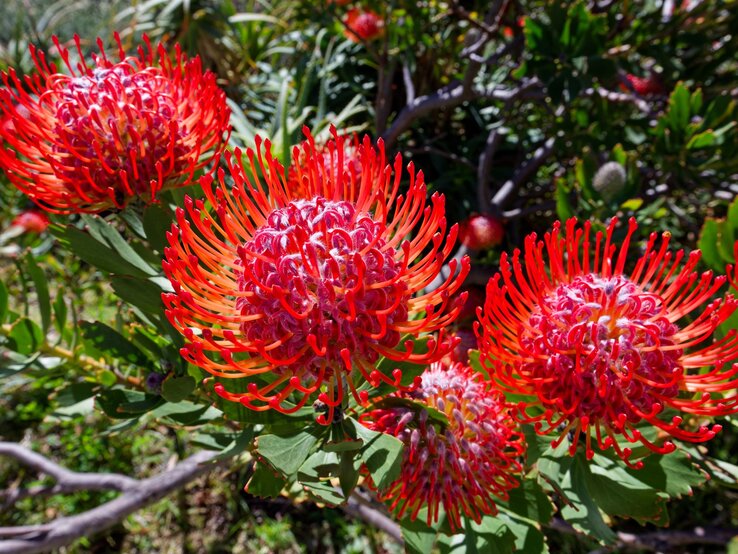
585;452;666;521
143;203;173;254
80;214;157;276
347;417;404;490
161;375;197;403
81;321;152;368
400;516;438;554
495;507;548;553
668;83;692;131
96;388;162;419
8;317;44;355
554;178;575;221
110;275;166;315
504;478;554;524
560;455;617;544
686;130;716;149
51;224;149;278
301;477;346;505
214;428;256;460
698;218;727;271
55;382;98;407
24;252;51;333
150;400;222;426
256;427;323;477
338;451;360;497
52;291;67;335
0;279;7;325
636;449;707;497
247;462;288;498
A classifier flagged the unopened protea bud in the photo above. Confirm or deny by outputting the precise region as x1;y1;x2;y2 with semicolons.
592;161;626;202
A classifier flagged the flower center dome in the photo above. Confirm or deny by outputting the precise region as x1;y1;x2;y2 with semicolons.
521;274;683;423
236;197;410;382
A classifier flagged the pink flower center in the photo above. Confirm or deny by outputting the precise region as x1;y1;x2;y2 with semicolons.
48;64;186;197
236;197;409;382
521;274;683;423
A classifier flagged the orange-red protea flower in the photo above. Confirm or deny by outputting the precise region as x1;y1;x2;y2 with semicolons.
478;217;738;468
162;128;469;424
343;9;384;43
623;73;665;96
360;361;523;529
0;34;229;213
11;210;50;234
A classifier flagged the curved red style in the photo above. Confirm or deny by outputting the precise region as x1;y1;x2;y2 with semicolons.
0;34;229;213
477;217;738;467
162;128;470;424
360;361;523;529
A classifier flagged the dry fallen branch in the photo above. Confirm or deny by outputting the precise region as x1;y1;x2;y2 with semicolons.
0;442;222;554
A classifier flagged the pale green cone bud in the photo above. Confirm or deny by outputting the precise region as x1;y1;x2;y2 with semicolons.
593;161;627;202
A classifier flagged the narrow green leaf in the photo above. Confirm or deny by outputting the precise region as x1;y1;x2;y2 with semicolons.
698;219;726;271
52;224;149;278
111;275;165;315
80;214;157;276
96;388;162;419
0;279;7;325
24;252;51;333
161;375;197;403
81;321;152;368
52;291;67;335
143;204;173;254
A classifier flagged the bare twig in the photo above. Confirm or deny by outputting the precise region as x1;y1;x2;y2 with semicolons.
491;137;555;209
583;86;652;114
549;517;738;552
0;443;223;554
346;491;403;543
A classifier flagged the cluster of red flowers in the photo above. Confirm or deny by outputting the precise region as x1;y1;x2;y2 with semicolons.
361;361;524;529
0;34;229;213
2;31;738;530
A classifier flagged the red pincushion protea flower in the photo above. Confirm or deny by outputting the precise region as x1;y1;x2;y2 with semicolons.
0;34;229;213
478;217;738;468
624;73;665;96
343;9;384;43
162;128;470;424
11;211;50;234
360;361;523;529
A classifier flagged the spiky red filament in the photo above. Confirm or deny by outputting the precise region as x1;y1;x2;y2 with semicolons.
162;127;470;424
360;362;523;530
478;217;738;467
0;34;229;213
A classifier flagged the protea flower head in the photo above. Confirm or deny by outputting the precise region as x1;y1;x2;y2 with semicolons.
624;73;665;96
343;8;384;43
0;34;230;213
478;217;738;468
162;127;470;424
360;361;523;529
